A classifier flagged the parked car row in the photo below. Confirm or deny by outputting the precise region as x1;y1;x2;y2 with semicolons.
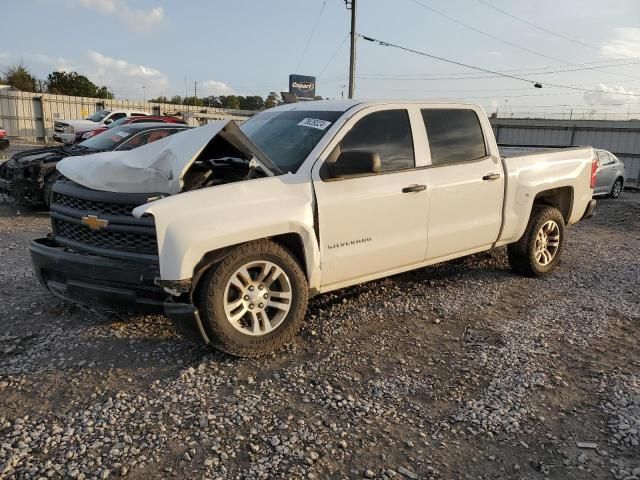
0;123;191;206
81;115;187;140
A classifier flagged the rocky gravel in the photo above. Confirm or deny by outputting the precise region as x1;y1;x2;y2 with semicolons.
0;159;638;479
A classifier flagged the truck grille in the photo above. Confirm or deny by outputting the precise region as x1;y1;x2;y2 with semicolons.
54;122;65;133
51;178;159;259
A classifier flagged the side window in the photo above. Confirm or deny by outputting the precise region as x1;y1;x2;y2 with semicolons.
596;151;611;166
130;113;147;117
118;132;149;150
147;130;172;143
421;109;487;166
108;112;127;122
338;109;415;172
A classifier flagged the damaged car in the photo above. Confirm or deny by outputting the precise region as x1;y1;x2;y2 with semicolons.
0;123;190;207
30;101;597;357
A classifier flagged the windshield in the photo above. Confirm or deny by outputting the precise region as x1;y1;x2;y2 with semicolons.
240;110;342;173
107;117;130;129
86;110;110;122
77;126;136;150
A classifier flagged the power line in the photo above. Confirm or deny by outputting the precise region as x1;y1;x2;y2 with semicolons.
295;0;327;72
359;57;640;79
357;60;640;81
409;0;564;64
318;34;349;76
358;33;640;97
475;0;601;51
409;0;636;79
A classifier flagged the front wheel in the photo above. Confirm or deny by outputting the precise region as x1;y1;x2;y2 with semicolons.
197;239;308;357
609;178;623;199
507;205;565;277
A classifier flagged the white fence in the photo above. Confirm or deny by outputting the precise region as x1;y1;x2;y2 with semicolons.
0;90;254;142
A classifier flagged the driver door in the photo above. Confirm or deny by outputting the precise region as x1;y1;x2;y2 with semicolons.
312;107;429;288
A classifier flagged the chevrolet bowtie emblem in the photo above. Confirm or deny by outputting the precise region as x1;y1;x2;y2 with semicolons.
81;215;109;231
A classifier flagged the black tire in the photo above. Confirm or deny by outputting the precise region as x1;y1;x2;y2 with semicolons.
197;239;308;357
43;172;60;208
609;178;623;199
507;205;565;277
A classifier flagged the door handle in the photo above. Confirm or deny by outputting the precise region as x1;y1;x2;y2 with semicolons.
402;184;427;193
482;173;502;181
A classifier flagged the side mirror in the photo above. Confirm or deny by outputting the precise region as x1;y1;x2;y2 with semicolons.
104;119;113;125
328;150;381;178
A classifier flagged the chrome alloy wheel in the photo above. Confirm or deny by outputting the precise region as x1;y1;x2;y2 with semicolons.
534;220;560;266
223;261;293;336
612;180;622;197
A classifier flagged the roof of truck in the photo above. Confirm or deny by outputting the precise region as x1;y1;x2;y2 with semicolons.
271;99;482;112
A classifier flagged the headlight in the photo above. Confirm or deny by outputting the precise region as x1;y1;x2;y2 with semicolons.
63;125;75;134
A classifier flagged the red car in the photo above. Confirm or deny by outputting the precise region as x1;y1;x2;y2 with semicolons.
81;115;187;140
0;126;8;150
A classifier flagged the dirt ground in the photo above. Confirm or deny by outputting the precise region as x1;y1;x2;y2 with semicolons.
0;147;638;479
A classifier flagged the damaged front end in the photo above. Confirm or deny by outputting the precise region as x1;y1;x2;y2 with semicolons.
0;147;72;205
29;120;281;344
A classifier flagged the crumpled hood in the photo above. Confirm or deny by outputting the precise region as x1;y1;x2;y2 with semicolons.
56;121;270;195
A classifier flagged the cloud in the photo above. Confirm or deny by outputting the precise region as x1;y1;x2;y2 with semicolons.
85;51;169;97
583;83;640;106
200;80;235;96
67;0;164;32
600;27;640;58
25;53;77;72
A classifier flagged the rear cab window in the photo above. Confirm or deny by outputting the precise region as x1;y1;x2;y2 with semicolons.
421;109;487;166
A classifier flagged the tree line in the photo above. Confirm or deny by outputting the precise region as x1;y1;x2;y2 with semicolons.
1;63;321;111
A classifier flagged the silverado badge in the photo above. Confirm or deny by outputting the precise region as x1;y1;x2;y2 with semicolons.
81;215;109;231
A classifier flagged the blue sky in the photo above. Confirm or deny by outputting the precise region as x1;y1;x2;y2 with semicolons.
2;0;640;118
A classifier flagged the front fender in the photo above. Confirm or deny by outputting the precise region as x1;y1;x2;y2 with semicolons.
133;174;321;290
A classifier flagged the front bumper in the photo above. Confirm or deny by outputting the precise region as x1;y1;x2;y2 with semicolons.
582;199;597;220
30;236;166;312
52;133;75;144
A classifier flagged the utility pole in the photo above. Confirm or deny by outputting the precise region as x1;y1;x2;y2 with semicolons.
194;81;197;106
346;0;357;99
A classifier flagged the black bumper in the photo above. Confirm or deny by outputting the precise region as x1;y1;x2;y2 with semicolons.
30;237;166;313
582;199;597;220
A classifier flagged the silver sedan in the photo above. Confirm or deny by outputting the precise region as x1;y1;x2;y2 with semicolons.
594;149;626;199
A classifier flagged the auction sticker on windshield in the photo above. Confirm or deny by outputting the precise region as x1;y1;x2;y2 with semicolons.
298;118;332;130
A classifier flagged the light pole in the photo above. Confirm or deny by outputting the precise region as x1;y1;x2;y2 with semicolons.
345;0;357;99
142;85;146;103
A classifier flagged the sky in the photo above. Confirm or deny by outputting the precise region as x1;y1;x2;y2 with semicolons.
2;0;640;119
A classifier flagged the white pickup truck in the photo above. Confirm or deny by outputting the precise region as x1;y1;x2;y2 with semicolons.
31;100;597;356
52;109;148;144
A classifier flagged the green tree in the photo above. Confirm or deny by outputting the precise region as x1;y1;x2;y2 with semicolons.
265;92;280;109
46;71;113;98
150;95;169;103
2;64;37;92
219;95;240;109
239;95;265;111
170;95;182;104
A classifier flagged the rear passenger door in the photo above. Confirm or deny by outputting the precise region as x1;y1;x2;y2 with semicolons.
595;150;615;194
313;107;429;288
421;107;504;261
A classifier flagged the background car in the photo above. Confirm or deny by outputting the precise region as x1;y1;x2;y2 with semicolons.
81;115;187;140
0;123;191;207
594;149;626;199
0;126;9;151
52;109;149;144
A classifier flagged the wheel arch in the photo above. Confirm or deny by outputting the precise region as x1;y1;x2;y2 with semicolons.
189;233;312;299
532;186;574;224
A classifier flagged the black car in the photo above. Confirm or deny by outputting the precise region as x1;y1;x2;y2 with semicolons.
0;123;190;207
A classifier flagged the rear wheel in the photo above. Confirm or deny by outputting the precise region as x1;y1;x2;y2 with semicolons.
609;178;623;199
197;239;308;357
507;205;565;277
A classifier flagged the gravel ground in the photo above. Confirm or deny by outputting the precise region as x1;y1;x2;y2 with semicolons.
0;146;638;479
